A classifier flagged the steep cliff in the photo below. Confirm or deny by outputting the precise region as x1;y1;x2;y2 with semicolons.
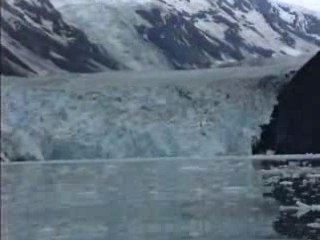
253;52;320;154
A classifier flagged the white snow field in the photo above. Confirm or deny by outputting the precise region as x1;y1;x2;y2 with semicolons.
1;55;311;161
49;0;320;70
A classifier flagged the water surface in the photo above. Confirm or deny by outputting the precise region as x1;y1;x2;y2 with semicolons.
1;158;292;240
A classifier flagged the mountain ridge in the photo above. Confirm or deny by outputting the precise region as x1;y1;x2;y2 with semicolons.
1;0;320;76
52;0;320;70
1;0;122;77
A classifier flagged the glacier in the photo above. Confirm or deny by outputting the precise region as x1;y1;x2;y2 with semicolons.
0;55;311;161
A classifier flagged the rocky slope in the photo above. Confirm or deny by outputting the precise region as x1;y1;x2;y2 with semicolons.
253;51;320;154
1;0;121;77
52;0;320;70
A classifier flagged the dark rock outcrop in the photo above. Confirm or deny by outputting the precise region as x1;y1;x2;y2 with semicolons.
253;52;320;154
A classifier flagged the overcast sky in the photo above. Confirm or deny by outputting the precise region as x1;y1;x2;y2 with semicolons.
277;0;320;12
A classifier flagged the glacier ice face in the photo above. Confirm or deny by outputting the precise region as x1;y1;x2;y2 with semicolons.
1;57;309;161
1;126;45;161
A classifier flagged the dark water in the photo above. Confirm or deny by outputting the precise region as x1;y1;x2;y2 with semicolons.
259;159;320;240
1;158;312;240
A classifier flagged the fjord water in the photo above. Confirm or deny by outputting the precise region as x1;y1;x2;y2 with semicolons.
1;158;288;240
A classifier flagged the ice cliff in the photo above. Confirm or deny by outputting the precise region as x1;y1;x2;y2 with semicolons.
1;57;310;161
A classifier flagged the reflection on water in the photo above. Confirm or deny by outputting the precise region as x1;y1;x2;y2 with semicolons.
274;210;320;240
1;158;319;240
259;159;320;240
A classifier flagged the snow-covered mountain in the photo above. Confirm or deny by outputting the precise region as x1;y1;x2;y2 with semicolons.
1;0;320;75
51;0;320;70
1;0;121;77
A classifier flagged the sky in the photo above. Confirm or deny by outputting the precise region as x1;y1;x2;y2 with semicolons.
277;0;320;12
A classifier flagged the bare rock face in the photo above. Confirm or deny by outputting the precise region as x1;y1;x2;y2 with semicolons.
1;0;121;77
253;52;320;154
